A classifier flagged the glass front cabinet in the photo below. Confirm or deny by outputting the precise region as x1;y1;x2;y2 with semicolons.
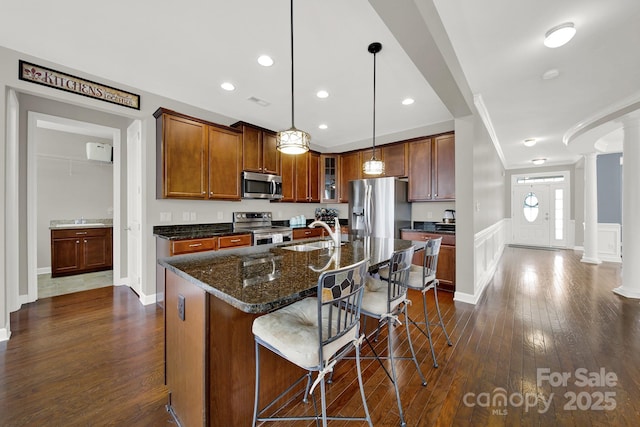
320;155;339;203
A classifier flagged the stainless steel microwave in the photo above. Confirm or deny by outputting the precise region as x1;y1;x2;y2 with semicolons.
241;171;283;200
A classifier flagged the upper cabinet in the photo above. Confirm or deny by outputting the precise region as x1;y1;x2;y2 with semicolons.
280;151;320;203
320;155;339;203
381;143;408;178
338;151;361;203
408;133;455;202
231;122;280;175
155;108;243;200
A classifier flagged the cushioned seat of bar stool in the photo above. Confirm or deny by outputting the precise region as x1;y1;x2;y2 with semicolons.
253;297;357;369
378;264;435;288
361;275;404;315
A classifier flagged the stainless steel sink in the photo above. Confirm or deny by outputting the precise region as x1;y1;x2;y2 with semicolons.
281;240;340;252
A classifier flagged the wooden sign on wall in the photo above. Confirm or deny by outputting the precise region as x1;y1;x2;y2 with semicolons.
19;60;140;110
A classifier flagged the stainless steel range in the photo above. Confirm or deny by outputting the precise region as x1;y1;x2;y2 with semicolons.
233;212;293;246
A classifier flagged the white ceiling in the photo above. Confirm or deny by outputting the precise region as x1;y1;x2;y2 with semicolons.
2;0;640;169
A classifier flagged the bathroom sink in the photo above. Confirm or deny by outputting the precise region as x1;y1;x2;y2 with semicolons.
281;240;341;252
56;223;105;227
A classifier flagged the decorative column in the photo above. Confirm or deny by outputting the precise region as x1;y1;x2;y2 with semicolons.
614;115;640;298
581;152;601;264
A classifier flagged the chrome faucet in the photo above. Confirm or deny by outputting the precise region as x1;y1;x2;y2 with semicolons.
309;220;341;248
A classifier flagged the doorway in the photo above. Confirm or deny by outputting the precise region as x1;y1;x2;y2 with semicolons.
27;112;123;301
511;172;569;248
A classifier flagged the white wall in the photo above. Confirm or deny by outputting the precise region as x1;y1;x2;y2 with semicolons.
36;129;113;269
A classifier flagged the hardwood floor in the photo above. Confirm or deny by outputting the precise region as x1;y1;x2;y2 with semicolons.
1;247;639;426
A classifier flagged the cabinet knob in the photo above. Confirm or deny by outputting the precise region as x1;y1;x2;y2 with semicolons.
84;240;87;243
76;240;79;244
435;193;438;197
210;192;214;195
428;193;431;198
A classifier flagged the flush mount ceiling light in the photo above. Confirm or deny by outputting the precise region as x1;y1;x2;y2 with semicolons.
532;158;547;165
542;68;560;80
523;138;537;147
318;124;328;130
316;90;329;99
363;42;385;176
220;82;235;91
257;55;274;67
402;98;414;105
544;22;576;48
276;0;310;155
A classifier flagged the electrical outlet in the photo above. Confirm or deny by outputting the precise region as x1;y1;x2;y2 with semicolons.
182;211;190;221
427;211;433;219
217;211;223;220
160;212;172;222
177;294;185;321
277;211;283;218
190;212;197;221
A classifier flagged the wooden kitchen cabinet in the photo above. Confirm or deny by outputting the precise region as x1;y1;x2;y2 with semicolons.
339;151;361;203
51;227;113;277
320;155;339;203
231;121;280;175
155;108;244;201
280;151;320;203
208;126;242;200
218;234;252;249
381;143;408;177
408;133;455;201
401;230;455;292
156;111;208;199
292;227;324;240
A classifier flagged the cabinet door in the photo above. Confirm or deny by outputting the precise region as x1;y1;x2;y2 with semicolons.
209;126;242;200
308;151;320;203
433;134;455;200
162;114;208;199
339;152;361;203
382;143;408;177
320;155;338;203
83;234;111;269
241;125;262;172
51;237;81;276
437;244;456;290
408;138;432;201
280;153;296;202
295;152;310;202
262;131;280;175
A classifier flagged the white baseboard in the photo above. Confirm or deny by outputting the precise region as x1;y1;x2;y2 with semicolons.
37;267;52;275
453;291;479;305
139;292;156;306
0;327;11;342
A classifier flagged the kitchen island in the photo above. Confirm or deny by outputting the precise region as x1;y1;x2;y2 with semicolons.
158;236;417;427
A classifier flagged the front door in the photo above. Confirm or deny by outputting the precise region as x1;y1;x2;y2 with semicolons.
513;184;551;246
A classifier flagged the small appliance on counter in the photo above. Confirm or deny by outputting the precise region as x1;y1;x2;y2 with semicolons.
442;209;455;223
314;208;339;226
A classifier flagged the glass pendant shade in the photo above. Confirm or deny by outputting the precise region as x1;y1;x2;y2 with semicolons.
363;157;385;175
276;126;310;154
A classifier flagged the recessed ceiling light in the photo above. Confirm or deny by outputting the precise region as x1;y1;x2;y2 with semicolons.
532;158;547;165
402;98;415;105
220;82;235;91
257;55;274;67
318;124;328;130
524;138;537;147
544;22;576;48
316;90;329;99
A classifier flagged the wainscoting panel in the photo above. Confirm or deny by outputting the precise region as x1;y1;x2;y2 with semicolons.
455;219;507;305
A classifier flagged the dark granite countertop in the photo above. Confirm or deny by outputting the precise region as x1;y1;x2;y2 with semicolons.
159;235;420;314
153;223;250;240
403;221;456;235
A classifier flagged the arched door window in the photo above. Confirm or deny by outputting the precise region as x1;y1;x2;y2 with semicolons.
523;192;539;222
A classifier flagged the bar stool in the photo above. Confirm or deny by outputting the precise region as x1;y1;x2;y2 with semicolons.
251;258;372;427
380;237;452;368
360;245;426;427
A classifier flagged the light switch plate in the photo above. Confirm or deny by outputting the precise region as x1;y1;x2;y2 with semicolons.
160;212;172;222
217;211;223;220
182;211;190;221
190;212;197;221
177;294;185;321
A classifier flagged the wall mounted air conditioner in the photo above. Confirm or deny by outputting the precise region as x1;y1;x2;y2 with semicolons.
86;142;112;162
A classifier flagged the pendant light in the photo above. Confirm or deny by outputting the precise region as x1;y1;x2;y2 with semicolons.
276;0;310;155
363;42;384;175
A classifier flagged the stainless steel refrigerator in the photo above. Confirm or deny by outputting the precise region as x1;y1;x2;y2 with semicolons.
349;177;411;239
